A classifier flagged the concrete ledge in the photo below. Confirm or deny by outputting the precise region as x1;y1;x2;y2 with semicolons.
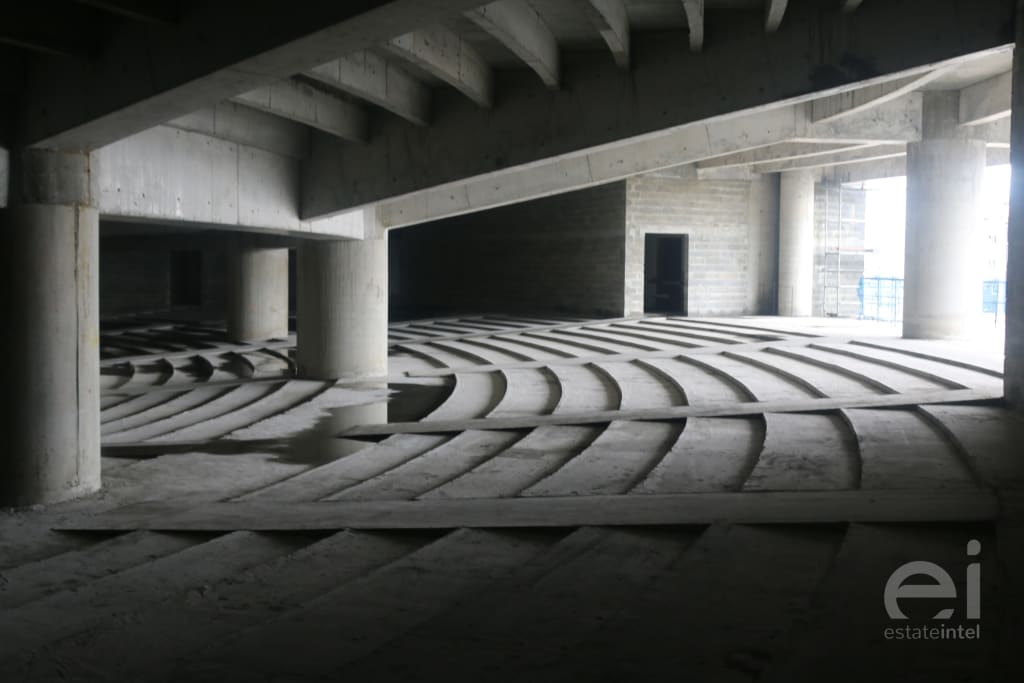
56;489;1007;532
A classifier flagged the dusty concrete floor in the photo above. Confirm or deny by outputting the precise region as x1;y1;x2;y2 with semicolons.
1;314;1022;681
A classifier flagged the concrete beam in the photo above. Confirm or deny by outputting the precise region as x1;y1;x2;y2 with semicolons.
765;0;788;33
377;99;920;228
305;51;431;126
231;79;367;143
680;0;704;52
93;126;366;238
818;143;1007;184
753;143;907;173
810;69;945;124
697;142;866;170
18;0;490;150
166;102;310;159
387;24;494;107
467;0;559;88
959;70;1012;126
304;0;1013;221
577;0;630;68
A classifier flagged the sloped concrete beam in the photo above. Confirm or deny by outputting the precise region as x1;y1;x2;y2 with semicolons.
20;0;489;150
467;0;559;88
959;71;1012;126
697;142;865;171
387;24;494;107
753;143;906;173
305;0;1013;221
305;51;431;126
810;69;946;124
232;79;367;143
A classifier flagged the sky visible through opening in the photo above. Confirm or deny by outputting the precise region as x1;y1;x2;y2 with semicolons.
855;165;1010;282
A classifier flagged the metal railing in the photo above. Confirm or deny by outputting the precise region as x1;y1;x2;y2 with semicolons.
858;277;1007;324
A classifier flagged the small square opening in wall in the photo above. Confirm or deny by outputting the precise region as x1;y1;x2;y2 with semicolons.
644;234;689;315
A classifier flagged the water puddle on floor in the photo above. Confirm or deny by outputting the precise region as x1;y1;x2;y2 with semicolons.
274;378;452;465
101;377;454;467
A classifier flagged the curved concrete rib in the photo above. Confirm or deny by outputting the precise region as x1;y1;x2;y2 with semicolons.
592;360;684;410
166;381;331;441
326;429;528;501
603;322;704;348
743;413;858;491
638;357;747;406
842;408;981;490
916;404;1024;489
100;389;192;424
419;425;603;499
106;383;287;444
764;346;897;394
486;367;561;418
231;434;452;502
486;334;580;359
520;330;618;356
422;371;507;421
102;386;231;435
692;353;821;402
520;420;683;497
808;343;967;390
632;416;765;493
547;363;620;415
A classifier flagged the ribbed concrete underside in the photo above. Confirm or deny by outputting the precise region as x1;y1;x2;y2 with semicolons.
2;314;1021;681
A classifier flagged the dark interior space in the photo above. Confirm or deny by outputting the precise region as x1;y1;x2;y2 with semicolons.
644;233;689;315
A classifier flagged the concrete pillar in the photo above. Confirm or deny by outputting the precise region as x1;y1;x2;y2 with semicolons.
1006;0;1024;407
0;149;100;506
226;246;289;342
748;173;780;314
777;170;815;316
903;91;987;339
296;237;388;380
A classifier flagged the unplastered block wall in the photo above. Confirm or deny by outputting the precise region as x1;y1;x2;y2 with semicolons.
390;182;628;318
624;174;779;317
813;182;867;317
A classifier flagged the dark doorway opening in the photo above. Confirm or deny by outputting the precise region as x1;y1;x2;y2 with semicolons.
644;234;688;315
170;250;203;307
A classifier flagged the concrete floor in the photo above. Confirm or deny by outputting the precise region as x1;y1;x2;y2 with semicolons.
1;314;1022;681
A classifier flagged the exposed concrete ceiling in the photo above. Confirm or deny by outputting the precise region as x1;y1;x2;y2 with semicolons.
2;0;1017;238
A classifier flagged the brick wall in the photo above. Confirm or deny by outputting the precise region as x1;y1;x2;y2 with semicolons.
624;174;779;316
390;182;628;318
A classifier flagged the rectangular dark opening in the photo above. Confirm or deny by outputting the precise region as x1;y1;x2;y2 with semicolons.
170;250;202;307
644;234;688;315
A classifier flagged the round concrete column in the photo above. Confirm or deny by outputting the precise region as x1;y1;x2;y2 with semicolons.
904;92;987;339
226;246;289;342
296;238;388;380
777;170;816;316
0;149;100;506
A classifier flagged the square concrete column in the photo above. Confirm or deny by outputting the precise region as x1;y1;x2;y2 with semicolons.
296;236;388;380
777;170;816;316
1006;0;1024;407
226;246;289;343
903;91;987;340
0;149;100;506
